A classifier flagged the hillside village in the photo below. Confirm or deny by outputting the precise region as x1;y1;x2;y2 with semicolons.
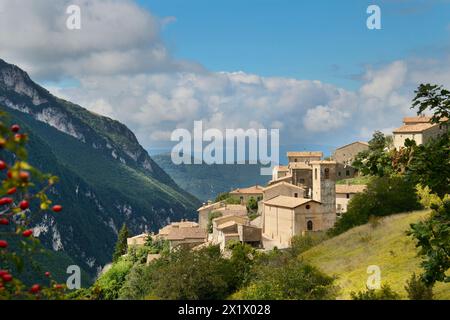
127;115;448;259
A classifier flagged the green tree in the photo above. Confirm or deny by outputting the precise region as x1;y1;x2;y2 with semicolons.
408;200;450;285
353;131;393;177
404;273;433;300
329;176;422;236
407;135;450;198
246;197;258;214
0;112;65;300
412;84;450;126
113;224;129;262
233;258;337;300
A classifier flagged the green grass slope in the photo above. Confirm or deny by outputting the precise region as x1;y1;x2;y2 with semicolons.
301;210;450;299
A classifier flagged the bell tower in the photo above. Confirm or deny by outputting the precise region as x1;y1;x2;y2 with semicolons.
311;161;337;229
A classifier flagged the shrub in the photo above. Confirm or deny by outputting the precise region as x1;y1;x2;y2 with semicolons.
404;273;433;300
289;233;328;257
329;176;422;236
233;258;337;300
92;259;133;300
350;284;401;300
246;197;258;214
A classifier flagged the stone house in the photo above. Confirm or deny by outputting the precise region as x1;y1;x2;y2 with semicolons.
262;196;323;248
262;182;305;201
127;233;149;247
197;201;247;230
336;184;367;216
272;165;289;181
393;116;448;150
332;141;369;179
157;220;207;250
287;151;323;165
211;215;262;251
229;185;264;204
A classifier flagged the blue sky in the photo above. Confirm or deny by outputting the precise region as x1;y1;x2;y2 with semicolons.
138;0;450;89
2;0;449;157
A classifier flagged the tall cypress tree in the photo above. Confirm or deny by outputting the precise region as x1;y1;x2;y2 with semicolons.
112;224;129;262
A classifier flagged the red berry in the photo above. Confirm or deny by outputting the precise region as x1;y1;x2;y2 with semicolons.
7;187;17;195
0;218;9;225
19;171;30;181
22;230;33;238
2;273;12;282
45;272;51;277
19;200;29;210
7;171;13;179
54;284;64;290
11;124;20;133
30;284;41;294
0;197;13;206
0;270;7;277
0;161;6;170
0;240;8;248
52;205;63;212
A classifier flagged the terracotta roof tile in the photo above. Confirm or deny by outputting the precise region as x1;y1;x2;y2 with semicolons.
336;185;367;194
230;185;264;195
287;151;323;157
264;196;320;209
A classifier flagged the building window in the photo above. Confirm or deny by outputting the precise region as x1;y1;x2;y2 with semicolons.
338;172;341;177
294;193;298;198
306;204;311;210
299;179;305;184
324;168;330;179
315;168;318;180
240;196;244;203
337;204;342;211
346;193;350;199
346;170;350;176
307;220;313;231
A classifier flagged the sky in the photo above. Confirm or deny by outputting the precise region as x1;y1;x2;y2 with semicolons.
139;0;450;89
0;0;449;157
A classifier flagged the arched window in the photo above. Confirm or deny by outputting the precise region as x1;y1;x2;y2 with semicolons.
324;168;330;179
307;220;313;231
314;168;318;180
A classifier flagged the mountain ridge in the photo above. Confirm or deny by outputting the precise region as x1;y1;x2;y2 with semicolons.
0;59;200;280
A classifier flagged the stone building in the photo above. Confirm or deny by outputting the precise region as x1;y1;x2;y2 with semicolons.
157;221;207;250
272;165;289;181
393;116;448;150
197;201;247;230
263;196;323;248
332;141;369;179
211;215;262;251
229;185;264;204
262;159;337;248
336;184;367;216
287;151;323;165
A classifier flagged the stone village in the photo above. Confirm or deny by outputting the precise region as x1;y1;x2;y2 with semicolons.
127;115;448;258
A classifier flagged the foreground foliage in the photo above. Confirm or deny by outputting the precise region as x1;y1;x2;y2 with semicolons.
0;112;64;299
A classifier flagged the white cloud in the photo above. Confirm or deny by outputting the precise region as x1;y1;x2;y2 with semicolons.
360;61;407;99
2;0;450;151
0;0;202;80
